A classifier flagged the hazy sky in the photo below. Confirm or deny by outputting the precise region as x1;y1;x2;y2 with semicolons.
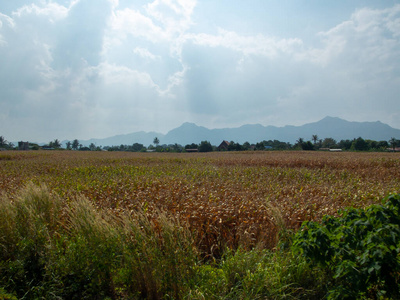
1;0;399;142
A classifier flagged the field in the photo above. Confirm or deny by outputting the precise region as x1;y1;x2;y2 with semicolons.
1;150;400;298
1;150;400;253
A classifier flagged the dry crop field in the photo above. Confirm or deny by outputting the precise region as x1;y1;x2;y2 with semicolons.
1;150;399;255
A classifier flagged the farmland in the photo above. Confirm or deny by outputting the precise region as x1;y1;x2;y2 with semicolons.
1;150;400;299
1;150;399;252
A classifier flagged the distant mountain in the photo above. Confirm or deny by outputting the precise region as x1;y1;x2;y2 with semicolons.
72;117;400;147
62;131;164;148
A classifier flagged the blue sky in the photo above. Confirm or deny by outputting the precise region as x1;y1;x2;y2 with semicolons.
1;0;399;142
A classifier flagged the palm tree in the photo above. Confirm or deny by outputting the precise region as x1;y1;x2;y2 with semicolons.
153;137;160;146
53;139;61;149
0;136;7;147
312;135;318;145
296;138;304;150
72;139;79;150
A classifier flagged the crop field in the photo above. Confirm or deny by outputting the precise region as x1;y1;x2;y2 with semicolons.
1;150;399;255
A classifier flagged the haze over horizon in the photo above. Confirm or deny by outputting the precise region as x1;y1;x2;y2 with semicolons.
1;1;399;142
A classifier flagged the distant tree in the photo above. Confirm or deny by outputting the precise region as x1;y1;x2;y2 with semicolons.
377;141;389;150
301;141;315;151
351;137;369;151
153;137;160;146
131;143;144;152
255;142;265;151
50;139;61;149
185;143;198;150
338;139;352;150
242;141;251;150
89;143;96;151
312;135;318;145
198;141;213;152
273;140;291;150
66;141;72;150
367;140;378;150
72;139;79;150
295;138;304;149
228;141;243;151
170;143;183;152
0;136;7;147
389;137;398;151
321;138;337;149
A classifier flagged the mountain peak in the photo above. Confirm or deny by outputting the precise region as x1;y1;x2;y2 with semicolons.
73;117;400;147
319;116;346;123
179;122;199;128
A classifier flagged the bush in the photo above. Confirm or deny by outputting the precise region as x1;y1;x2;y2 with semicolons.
293;194;400;299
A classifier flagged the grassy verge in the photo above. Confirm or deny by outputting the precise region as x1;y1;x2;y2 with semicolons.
1;184;398;299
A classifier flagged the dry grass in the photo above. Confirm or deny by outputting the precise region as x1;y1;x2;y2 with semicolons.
1;150;399;255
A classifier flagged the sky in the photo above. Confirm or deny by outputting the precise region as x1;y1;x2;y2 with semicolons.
1;0;400;142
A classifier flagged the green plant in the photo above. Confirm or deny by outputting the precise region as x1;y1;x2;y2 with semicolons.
293;194;400;299
0;183;64;299
0;288;17;300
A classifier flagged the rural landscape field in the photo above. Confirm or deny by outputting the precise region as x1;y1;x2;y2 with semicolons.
1;150;400;299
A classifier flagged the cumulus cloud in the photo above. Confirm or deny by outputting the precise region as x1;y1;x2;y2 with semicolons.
133;47;161;60
187;29;303;58
12;2;69;21
145;0;196;35
0;1;399;142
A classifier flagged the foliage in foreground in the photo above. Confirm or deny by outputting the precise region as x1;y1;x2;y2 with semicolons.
0;184;325;299
1;184;400;299
294;194;400;299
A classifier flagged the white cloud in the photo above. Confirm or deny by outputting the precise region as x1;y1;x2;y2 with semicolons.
110;8;167;42
97;62;158;88
1;1;400;142
187;28;303;58
0;12;15;27
146;0;195;34
12;2;70;21
133;47;160;60
299;4;400;67
0;12;15;46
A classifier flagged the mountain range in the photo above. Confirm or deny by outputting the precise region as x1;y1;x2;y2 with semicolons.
71;116;400;147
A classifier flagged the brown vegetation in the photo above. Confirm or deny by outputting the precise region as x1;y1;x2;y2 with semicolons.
1;150;399;257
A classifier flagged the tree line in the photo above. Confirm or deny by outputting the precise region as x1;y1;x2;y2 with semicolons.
1;135;399;152
296;136;399;151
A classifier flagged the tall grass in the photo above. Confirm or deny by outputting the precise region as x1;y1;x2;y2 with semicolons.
0;184;202;299
0;183;327;299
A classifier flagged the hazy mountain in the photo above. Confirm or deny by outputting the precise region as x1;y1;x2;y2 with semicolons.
63;131;164;148
71;116;400;147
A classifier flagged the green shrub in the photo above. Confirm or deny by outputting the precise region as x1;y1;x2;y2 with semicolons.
188;247;327;300
0;288;17;300
0;184;63;299
293;194;400;299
